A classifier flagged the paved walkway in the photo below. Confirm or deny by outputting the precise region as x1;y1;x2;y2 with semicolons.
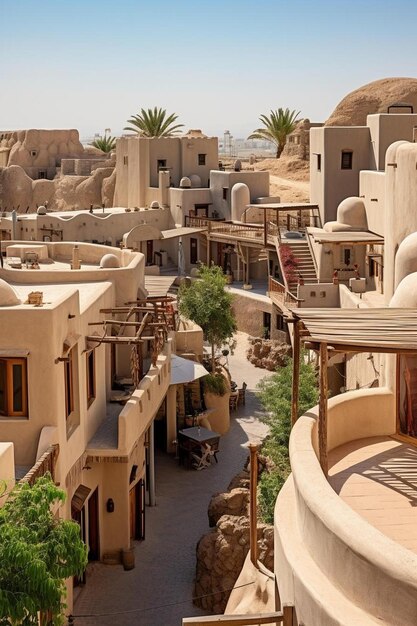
73;332;269;626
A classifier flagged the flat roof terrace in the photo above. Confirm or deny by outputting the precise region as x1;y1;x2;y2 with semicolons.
329;436;417;554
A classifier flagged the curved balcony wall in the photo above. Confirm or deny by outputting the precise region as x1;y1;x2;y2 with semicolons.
275;388;417;625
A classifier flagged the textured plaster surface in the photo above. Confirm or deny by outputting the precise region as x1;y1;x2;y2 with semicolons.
74;331;269;625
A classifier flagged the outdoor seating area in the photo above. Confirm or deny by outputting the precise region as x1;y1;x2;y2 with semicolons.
178;426;220;470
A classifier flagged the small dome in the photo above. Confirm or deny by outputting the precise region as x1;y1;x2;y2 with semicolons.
234;159;242;172
189;174;202;188
0;279;21;306
391;272;417;307
150;201;160;209
179;177;191;189
100;253;120;269
37;205;47;215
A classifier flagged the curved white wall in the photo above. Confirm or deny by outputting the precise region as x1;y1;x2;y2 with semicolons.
275;388;417;625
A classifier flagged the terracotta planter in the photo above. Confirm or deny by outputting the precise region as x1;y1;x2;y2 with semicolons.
204;391;231;434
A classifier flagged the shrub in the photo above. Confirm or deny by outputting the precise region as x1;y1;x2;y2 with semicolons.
257;353;318;523
204;373;228;396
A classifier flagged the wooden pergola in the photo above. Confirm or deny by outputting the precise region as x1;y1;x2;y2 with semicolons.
289;307;417;475
86;297;177;386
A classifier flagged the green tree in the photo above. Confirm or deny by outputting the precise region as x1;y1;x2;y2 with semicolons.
248;108;301;158
178;264;237;372
89;135;116;153
124;107;184;137
0;474;88;625
257;354;318;523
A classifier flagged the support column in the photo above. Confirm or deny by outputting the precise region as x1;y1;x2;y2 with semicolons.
149;422;156;506
291;320;300;426
237;253;240;282
206;238;210;265
244;247;252;290
249;442;258;566
319;342;329;476
166;385;177;454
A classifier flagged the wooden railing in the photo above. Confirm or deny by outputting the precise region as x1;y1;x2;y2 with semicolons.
182;606;294;625
184;215;225;228
20;444;60;486
268;276;301;307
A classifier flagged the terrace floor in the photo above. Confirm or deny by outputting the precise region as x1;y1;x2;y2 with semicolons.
329;436;417;554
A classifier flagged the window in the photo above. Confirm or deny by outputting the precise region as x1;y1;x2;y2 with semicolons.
123;155;128;166
342;247;352;266
157;159;167;171
341;150;353;170
198;153;206;166
276;314;285;331
190;238;198;264
222;188;228;201
317;154;321;171
30;150;38;157
38;170;47;179
64;349;75;420
0;358;28;417
86;350;96;407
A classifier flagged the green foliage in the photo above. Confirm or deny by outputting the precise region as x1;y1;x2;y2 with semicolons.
204;373;228;396
257;354;318;523
89;135;116;153
0;474;88;625
178;264;237;371
248;108;301;158
124;107;184;137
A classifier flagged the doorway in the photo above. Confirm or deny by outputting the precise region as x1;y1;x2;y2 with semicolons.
88;488;100;561
129;479;146;541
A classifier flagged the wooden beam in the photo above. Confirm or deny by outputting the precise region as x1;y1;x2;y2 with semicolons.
283;604;294;626
182;612;284;625
291;320;300;427
319;342;329;476
249;443;258;566
86;336;143;345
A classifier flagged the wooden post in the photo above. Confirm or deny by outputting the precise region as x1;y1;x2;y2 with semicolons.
249;442;258;566
283;604;294;626
319;342;329;476
206;238;210;265
263;209;267;247
291;321;300;426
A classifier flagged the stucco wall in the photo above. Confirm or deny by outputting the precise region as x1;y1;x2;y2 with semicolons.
274;388;417;626
310;126;370;224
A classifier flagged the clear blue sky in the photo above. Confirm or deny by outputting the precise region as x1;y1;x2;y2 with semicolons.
1;0;417;139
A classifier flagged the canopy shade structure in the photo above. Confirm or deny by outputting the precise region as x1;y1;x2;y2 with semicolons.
289;307;417;353
310;231;384;245
170;355;209;385
247;202;319;212
161;227;205;240
144;275;176;297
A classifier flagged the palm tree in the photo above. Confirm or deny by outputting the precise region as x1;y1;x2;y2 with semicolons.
248;108;301;158
89;135;116;153
124;107;184;137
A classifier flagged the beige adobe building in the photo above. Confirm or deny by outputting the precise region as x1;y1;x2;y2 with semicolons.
0;239;209;612
270;127;417;624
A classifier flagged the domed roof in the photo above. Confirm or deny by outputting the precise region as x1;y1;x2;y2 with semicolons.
150;201;160;208
189;174;201;188
99;253;120;269
0;279;21;306
326;77;417;126
179;177;191;189
391;272;417;307
37;205;47;215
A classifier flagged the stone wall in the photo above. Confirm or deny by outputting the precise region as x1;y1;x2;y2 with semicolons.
194;460;274;614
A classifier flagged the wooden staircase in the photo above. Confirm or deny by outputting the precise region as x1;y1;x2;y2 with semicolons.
278;239;317;296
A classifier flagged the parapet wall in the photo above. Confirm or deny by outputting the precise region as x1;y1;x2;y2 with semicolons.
275;388;417;625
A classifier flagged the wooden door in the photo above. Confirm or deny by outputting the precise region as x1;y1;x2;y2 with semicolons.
146;240;154;264
88;488;100;561
130;479;146;541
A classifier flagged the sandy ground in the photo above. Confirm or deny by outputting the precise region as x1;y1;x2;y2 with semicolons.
73;332;270;626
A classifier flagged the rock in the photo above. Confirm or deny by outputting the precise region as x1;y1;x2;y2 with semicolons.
0;165;32;210
326;77;417;127
102;167;116;206
208;488;249;527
